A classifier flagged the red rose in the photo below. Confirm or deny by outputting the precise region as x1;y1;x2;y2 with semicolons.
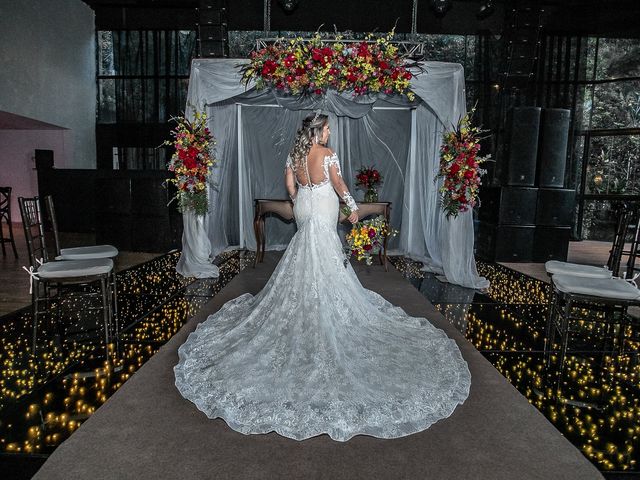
261;59;277;76
363;244;373;251
378;60;390;71
464;170;474;179
450;163;461;175
183;156;197;170
368;228;376;238
312;48;324;62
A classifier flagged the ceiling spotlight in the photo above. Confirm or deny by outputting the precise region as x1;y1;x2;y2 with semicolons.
477;0;495;20
430;0;452;17
278;0;301;12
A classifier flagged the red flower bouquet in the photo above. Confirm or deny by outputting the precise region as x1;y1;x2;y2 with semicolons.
436;109;489;218
355;166;383;203
241;31;415;100
164;111;216;215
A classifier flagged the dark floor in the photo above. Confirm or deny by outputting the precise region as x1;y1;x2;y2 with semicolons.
29;252;602;480
0;238;636;478
393;258;639;477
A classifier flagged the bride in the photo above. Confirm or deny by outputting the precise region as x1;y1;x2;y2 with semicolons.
174;112;471;442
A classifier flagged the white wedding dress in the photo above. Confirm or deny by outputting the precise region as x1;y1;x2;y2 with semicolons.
174;153;471;442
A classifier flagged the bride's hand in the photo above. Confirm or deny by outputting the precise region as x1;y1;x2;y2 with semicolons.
348;212;359;224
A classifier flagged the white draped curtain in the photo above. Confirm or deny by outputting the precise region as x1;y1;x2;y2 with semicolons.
182;58;489;290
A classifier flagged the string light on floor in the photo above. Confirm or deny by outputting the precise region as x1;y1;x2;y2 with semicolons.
0;250;249;456
389;256;640;472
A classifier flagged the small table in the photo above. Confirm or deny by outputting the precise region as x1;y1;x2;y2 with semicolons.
253;199;392;270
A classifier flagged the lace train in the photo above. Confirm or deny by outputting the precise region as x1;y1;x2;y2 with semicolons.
175;181;471;441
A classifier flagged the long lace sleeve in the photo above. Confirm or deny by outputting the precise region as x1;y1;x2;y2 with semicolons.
324;154;358;212
284;156;297;202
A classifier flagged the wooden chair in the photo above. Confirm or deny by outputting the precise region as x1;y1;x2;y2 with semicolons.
0;187;18;258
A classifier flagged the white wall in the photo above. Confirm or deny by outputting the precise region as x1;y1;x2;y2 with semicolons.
0;0;96;168
0;130;72;222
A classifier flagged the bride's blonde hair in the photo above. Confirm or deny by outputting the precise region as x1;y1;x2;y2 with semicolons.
289;113;328;170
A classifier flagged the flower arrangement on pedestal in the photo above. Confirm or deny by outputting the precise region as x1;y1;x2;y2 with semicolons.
436;110;490;218
355;166;383;202
343;216;398;266
165;110;216;215
240;31;415;100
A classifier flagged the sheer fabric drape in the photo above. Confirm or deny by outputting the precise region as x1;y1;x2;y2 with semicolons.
183;59;488;290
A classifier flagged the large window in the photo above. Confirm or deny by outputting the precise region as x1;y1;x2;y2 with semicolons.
576;38;640;240
96;30;196;169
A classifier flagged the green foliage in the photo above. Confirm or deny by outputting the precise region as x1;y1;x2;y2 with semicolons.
178;191;209;216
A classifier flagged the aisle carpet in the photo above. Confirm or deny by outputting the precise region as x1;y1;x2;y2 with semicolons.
33;254;602;480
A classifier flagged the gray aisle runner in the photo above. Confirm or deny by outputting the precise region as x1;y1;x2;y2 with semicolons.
34;254;602;480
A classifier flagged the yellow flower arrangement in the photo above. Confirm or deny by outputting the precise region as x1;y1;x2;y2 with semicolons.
343;215;398;266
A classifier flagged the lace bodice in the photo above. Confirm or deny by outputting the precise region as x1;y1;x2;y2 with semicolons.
285;152;358;211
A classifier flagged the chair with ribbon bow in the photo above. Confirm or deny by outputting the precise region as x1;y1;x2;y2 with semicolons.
18;196;115;357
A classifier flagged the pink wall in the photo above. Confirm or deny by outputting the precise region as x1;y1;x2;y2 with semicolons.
0;129;72;222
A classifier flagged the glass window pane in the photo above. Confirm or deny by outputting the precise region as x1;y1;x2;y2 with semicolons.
585;36;598;81
177;31;196;75
463;36;476;79
416;34;467;64
586;134;640;194
594;38;640;80
580;199;618;241
229;30;262;58
144;78;157;123
98;31;115;75
98;79;116;123
592;80;640;129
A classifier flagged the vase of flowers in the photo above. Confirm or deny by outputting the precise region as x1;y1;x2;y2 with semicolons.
343;215;398;266
364;187;378;203
356;166;383;203
165;110;216;215
436;108;490;219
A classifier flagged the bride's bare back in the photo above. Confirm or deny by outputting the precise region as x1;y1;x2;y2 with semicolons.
294;145;333;187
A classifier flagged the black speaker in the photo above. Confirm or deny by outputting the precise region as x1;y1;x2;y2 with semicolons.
199;25;226;41
198;9;223;24
506;107;541;186
35;149;54;170
536;188;576;226
200;40;227;57
538;108;570;188
479;186;538;225
533;226;571;262
476;222;535;262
